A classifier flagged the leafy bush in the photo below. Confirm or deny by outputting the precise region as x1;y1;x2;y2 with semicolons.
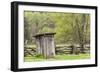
34;54;43;58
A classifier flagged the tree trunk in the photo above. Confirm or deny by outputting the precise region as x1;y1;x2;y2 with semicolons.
80;44;85;53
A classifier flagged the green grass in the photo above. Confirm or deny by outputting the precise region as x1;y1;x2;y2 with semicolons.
24;54;90;62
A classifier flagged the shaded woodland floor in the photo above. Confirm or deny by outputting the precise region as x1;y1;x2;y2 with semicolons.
24;54;90;62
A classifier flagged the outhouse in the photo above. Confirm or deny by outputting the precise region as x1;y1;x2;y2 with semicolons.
33;33;56;58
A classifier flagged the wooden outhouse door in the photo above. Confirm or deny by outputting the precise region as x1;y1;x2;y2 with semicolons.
43;36;55;58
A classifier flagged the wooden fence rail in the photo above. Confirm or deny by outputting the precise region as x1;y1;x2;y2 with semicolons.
24;45;90;56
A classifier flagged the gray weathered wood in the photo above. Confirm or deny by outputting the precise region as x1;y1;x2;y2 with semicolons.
33;33;56;58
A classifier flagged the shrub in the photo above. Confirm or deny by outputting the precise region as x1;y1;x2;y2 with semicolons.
35;54;43;58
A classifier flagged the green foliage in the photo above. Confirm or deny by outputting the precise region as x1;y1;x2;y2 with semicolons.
34;54;43;58
24;11;90;47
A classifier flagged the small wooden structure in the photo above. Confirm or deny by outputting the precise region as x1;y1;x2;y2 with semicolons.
33;33;56;58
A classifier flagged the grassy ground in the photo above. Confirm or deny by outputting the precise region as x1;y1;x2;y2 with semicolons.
24;54;90;62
